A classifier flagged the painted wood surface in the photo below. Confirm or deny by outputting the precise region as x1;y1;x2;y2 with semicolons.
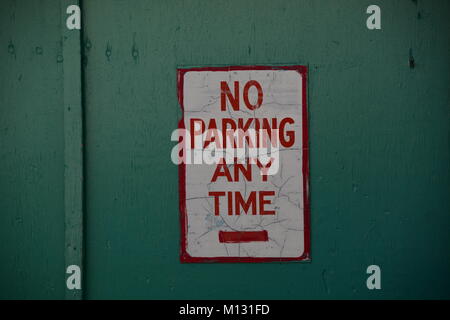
0;0;65;299
0;0;449;299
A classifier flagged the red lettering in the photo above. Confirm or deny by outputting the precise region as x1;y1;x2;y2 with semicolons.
259;191;275;215
209;191;225;216
279;117;295;147
243;80;263;110
235;191;257;215
221;81;239;111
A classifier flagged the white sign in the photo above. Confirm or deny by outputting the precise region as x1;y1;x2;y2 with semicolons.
177;66;310;262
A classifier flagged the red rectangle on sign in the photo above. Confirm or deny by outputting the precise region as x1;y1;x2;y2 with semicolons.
218;230;269;243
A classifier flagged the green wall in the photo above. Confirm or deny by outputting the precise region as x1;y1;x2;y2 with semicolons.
1;0;449;299
0;0;65;299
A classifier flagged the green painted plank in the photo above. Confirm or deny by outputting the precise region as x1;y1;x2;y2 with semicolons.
0;0;66;300
62;0;84;300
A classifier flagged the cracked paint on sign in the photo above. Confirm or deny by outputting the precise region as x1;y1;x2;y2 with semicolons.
178;66;310;262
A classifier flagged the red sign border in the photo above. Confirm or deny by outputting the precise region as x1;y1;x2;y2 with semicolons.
177;65;310;263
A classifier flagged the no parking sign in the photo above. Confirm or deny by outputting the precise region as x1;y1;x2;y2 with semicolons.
176;66;310;262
